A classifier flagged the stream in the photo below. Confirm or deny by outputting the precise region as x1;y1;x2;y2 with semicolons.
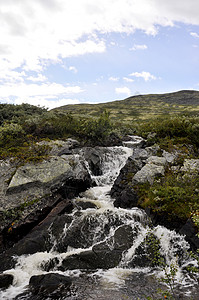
0;145;199;299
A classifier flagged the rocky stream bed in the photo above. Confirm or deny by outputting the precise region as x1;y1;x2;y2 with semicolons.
0;136;199;299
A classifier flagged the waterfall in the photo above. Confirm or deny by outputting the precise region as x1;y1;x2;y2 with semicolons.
0;145;198;300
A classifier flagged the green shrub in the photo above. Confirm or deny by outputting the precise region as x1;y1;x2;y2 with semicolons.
137;115;199;148
137;171;199;223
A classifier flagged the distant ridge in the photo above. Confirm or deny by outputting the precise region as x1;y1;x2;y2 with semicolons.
53;90;199;121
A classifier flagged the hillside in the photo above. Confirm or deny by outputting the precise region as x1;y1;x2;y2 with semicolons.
52;90;199;121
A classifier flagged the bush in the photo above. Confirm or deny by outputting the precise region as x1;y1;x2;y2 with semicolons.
137;115;199;148
0;123;26;147
137;171;199;224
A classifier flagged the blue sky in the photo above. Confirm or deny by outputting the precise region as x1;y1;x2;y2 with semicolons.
0;0;199;109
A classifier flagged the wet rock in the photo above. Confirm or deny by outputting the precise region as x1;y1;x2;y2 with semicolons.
113;188;138;209
129;233;164;268
82;147;104;176
73;200;97;210
179;219;199;250
56;225;140;271
123;135;145;148
0;273;14;289
111;157;142;208
0;153;91;252
26;273;73;299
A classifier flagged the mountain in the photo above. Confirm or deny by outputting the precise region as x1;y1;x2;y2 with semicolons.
52;90;199;121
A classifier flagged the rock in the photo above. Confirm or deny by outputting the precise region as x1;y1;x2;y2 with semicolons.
133;163;165;184
37;138;80;156
179;219;199;250
113;188;138;209
146;132;157;145
83;147;103;176
130;145;160;161
181;159;199;173
27;273;72;298
57;224;141;271
73;200;97;210
128;233;164;268
162;150;176;164
8;156;71;192
146;156;167;166
123;135;145;148
6;154;91;204
131;148;149;160
111;157;142;208
0;153;91;253
0;273;14;289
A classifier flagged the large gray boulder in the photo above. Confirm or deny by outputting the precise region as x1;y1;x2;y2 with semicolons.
133;163;165;184
133;156;166;184
0;153;92;253
7;155;91;198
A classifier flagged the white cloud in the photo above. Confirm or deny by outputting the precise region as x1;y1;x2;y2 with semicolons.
0;82;83;98
123;77;134;82
109;76;119;81
129;71;157;81
190;32;199;38
0;81;84;108
14;97;80;110
69;66;78;73
0;0;199;74
115;87;131;96
130;44;148;51
27;74;47;82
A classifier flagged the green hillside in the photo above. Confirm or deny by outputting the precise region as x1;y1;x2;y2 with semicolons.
52;90;199;121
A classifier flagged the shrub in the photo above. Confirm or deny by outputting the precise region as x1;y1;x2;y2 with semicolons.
137;115;199;148
137;171;199;224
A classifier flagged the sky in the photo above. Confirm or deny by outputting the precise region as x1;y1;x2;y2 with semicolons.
0;0;199;109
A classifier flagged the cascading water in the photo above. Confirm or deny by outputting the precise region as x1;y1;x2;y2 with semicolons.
0;146;198;300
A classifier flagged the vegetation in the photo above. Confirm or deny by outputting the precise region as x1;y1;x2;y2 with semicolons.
52;90;199;122
1;92;199;235
0;104;117;161
136;171;199;226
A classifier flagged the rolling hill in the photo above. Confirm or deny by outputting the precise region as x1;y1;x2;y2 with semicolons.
52;90;199;122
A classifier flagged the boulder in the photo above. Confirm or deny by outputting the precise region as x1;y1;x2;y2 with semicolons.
55;224;141;271
123;135;145;148
146;156;167;166
82;147;103;176
131;145;160;161
111;157;142;208
181;159;199;173
133;161;165;184
0;273;14;289
162;150;176;164
36;138;80;156
19;273;73;299
7;155;91;196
